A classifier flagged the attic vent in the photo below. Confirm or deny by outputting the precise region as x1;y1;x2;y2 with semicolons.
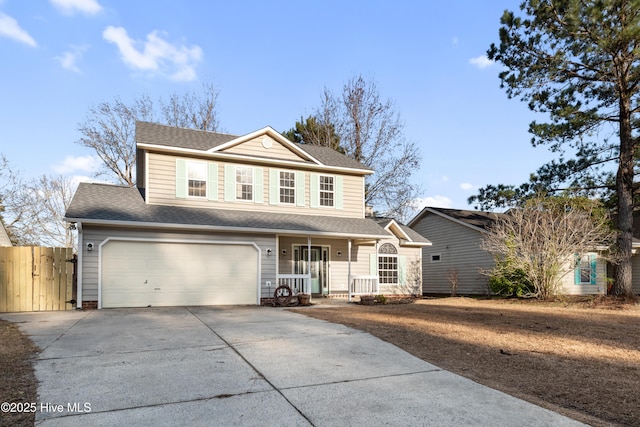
379;243;397;254
262;137;273;149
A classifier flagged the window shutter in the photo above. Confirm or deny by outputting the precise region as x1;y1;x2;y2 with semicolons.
335;175;343;209
176;159;186;198
590;254;597;285
310;174;319;208
269;169;279;205
398;255;407;286
296;171;305;206
224;165;235;201
254;167;264;204
207;163;218;201
574;254;581;285
370;253;377;276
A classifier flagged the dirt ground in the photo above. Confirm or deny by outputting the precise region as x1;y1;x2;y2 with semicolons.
294;297;640;427
0;319;39;427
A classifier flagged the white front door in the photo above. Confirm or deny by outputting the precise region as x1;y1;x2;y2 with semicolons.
295;246;329;295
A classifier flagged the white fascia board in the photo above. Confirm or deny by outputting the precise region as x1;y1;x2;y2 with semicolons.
136;143;374;175
68;217;390;240
384;219;412;241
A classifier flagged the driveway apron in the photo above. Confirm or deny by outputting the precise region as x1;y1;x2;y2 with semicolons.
1;307;584;426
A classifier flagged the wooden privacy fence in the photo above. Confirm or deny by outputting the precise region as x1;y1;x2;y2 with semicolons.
0;247;76;312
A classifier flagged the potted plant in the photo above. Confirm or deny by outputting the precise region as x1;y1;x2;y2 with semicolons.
297;293;311;306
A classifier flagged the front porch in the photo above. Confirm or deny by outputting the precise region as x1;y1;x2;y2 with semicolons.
277;273;380;302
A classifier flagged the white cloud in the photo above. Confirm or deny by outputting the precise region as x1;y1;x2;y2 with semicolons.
102;26;202;81
55;45;88;73
52;155;100;174
50;0;102;15
460;182;476;191
0;13;37;47
469;55;494;69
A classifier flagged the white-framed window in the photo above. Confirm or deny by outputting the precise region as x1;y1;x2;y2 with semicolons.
431;254;441;263
236;166;253;201
379;256;398;285
319;175;334;207
279;171;295;204
187;161;207;197
575;254;596;285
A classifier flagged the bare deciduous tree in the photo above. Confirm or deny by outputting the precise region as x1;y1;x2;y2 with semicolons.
482;196;616;300
160;81;220;131
0;156;76;247
77;95;154;186
77;82;221;187
315;75;421;221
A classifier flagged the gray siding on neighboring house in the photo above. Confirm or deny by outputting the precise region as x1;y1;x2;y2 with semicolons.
411;213;493;295
80;225;277;302
146;153;365;218
632;254;640;294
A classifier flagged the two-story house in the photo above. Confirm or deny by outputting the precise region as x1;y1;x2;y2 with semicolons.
65;122;430;309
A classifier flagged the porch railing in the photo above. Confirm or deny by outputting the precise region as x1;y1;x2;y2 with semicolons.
348;275;379;302
278;274;311;295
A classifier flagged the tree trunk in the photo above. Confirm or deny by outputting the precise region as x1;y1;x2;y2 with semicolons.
613;96;635;297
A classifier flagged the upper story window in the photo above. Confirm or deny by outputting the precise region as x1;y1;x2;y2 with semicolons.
236;166;253;201
280;171;295;204
319;175;334;207
187;162;207;197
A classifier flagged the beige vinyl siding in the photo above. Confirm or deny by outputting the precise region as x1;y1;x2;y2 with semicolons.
146;153;365;218
80;225;277;302
412;214;493;295
277;236;421;296
222;136;304;161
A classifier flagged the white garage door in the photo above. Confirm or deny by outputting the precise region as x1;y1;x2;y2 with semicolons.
101;240;259;308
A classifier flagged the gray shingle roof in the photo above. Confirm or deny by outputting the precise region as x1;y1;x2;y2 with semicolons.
135;121;372;172
136;121;237;150
66;183;391;238
410;207;505;231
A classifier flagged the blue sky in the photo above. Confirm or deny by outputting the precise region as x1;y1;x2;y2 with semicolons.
0;0;556;213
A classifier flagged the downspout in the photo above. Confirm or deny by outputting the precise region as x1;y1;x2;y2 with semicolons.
76;222;83;309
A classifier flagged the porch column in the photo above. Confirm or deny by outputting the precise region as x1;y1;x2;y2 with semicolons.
347;239;352;302
307;235;311;299
375;239;380;294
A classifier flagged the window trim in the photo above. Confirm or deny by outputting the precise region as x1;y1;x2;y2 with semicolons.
279;170;296;205
187;161;207;198
235;166;254;202
319;174;334;208
378;255;399;285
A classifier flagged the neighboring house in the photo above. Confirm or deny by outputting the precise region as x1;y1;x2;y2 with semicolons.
0;222;12;247
64;122;430;309
408;206;608;296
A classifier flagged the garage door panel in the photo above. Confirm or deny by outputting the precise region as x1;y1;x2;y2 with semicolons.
101;241;259;308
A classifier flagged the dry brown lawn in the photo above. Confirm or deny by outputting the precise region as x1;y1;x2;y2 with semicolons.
0;319;39;427
294;297;640;427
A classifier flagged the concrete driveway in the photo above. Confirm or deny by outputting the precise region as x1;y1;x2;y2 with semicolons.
2;306;583;426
